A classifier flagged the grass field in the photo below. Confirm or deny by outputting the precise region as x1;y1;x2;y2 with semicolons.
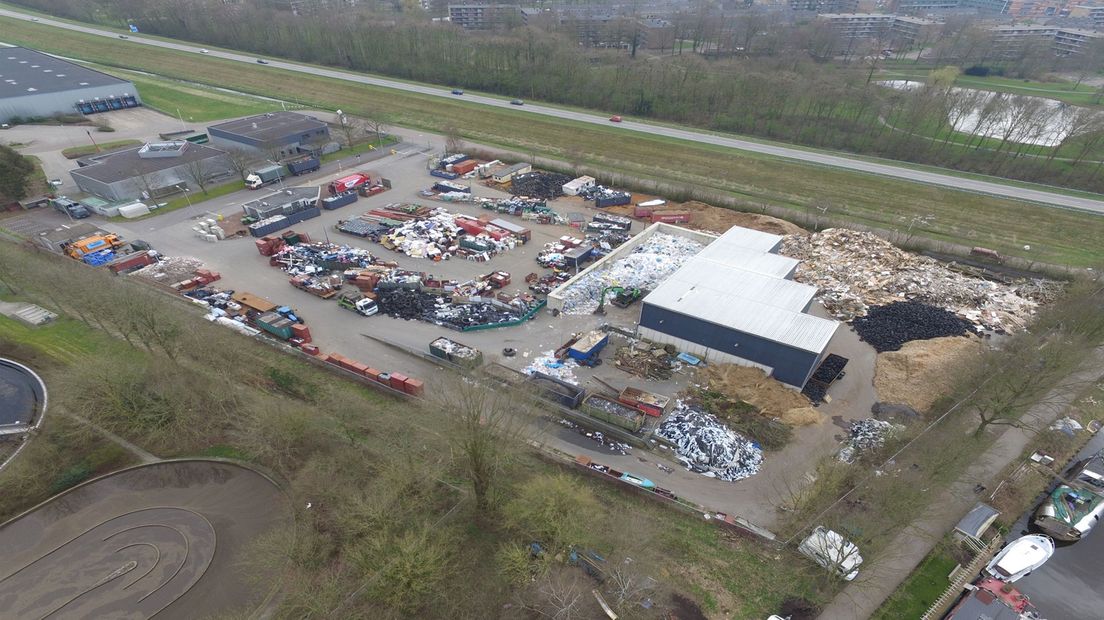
97;67;288;122
60;139;141;159
110;178;243;221
879;67;1104;107
2;18;1103;267
872;544;958;620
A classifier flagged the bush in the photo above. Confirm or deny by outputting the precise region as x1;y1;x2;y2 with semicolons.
503;473;600;551
963;65;990;77
49;462;93;494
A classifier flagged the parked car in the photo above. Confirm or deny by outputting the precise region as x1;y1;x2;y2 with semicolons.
200;49;209;54
256;59;269;64
609;115;622;123
798;527;863;581
31;17;39;21
510;99;524;106
451;89;464;95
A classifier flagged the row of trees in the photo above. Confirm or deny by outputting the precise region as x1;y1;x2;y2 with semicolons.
17;0;1104;190
0;143;38;202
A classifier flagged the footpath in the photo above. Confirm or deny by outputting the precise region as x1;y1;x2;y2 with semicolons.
818;346;1104;620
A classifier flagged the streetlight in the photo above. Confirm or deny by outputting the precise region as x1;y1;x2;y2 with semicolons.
267;160;286;190
179;185;194;218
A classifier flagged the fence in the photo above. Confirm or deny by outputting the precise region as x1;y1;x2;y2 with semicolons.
919;535;1002;620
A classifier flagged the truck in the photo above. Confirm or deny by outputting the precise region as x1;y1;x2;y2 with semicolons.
245;164;286;190
286;156;320;176
337;292;379;317
566;331;608;367
290;275;340;299
429;336;483;369
329;173;371;196
62;233;126;262
51;197;90;219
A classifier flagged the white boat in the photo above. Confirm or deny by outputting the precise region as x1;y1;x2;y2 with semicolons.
984;534;1055;582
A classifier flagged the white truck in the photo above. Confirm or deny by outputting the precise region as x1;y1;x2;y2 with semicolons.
337;292;378;317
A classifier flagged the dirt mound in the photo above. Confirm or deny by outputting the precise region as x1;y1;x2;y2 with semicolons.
875;336;984;413
699;364;814;423
780;407;823;426
681;201;807;236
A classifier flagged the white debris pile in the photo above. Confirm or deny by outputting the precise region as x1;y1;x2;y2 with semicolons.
837;418;900;463
559;233;704;314
781;229;1053;332
384;209;462;259
655;402;764;482
130;256;204;283
523;350;580;384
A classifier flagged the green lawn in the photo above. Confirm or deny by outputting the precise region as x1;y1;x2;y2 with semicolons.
96;67;290;122
873;545;959;620
111;178;243;221
321;135;401;163
3;17;1104;268
879;68;1103;107
0;314;124;364
61;139;142;159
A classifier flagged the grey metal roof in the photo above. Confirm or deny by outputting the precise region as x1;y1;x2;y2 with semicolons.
704;225;783;253
662;259;816;313
694;242;797;279
0;47;133;99
70;142;227;184
946;590;1024;620
208;112;327;142
955;503;1000;539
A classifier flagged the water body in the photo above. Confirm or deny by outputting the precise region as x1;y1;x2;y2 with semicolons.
0;359;44;427
880;80;1084;147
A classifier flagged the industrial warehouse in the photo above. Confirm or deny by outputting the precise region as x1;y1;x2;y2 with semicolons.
0;47;139;123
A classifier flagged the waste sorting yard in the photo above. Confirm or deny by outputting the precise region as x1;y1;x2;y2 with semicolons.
3;142;1070;542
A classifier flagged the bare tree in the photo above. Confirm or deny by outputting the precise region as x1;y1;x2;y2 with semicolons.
224;147;258;182
337;115;364;147
363;113;391;147
444;125;464;155
182;158;212;195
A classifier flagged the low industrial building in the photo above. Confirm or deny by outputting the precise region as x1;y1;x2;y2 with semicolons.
207;112;331;159
492;162;532;183
70;141;234;202
637;225;839;388
0;47;140;124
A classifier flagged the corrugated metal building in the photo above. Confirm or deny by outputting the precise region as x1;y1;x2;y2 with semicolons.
0;47;140;123
207;112;330;159
70;141;234;201
638;226;838;388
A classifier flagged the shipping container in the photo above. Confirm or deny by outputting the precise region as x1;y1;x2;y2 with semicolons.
365;368;381;382
285;207;322;226
650;210;691;224
389;373;409;391
528;371;586;409
287;156;321;175
429;337;483;369
430;168;460;180
256;312;294;340
618;387;670;417
404;378;425;397
291;323;312;342
322;192;358;210
581;394;645;432
595;192;632;208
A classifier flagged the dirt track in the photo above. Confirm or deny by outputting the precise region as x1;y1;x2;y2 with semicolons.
0;460;289;619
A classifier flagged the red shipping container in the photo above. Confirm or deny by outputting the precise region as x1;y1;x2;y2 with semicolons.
364;368;381;381
633;205;653;218
340;359;359;372
389;373;409;391
291;324;312;343
650;210;691;224
324;355;340;366
452;159;478;175
301;344;320;356
351;362;369;375
404;378;425;397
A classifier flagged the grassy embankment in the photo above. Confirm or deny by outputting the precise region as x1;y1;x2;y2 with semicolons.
878;65;1104;107
60;139;142;159
2;17;1103;268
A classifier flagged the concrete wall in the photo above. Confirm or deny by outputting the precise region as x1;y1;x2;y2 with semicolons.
0;84;138;123
547;222;716;312
638;303;819;387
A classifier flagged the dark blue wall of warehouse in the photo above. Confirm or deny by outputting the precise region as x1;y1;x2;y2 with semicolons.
639;303;819;387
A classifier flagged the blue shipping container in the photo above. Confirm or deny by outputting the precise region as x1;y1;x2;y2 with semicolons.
286;207;321;225
323;192;358;210
249;215;291;237
430;169;459;180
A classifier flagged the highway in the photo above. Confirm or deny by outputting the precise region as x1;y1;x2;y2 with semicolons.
5;7;1104;215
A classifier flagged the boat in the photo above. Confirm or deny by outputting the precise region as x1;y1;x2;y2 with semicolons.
984;535;1055;582
944;577;1038;619
1034;484;1104;542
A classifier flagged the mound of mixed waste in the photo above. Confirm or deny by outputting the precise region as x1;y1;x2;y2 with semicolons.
656;402;764;482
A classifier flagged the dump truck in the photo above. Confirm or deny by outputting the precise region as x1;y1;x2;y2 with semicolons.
290;275;340;299
245;164;286;190
286;156;320;176
338;292;379;316
329;173;371;196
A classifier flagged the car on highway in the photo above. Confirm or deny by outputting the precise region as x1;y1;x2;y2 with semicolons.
200;49;209;54
609;115;622;123
510;99;524;106
118;35;128;39
256;59;269;64
451;89;464;95
30;17;39;21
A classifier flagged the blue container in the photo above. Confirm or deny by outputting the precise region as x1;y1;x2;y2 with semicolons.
285;206;321;225
249;215;290;237
322;192;358;210
83;250;116;266
430;169;459;180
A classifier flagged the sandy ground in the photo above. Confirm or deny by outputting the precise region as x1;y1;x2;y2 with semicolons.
0;460;289;620
874;336;984;413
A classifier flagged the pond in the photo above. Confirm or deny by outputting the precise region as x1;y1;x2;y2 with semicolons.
880;80;1084;147
0;359;45;428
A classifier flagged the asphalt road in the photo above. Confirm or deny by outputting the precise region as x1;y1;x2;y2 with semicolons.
1008;430;1104;620
4;8;1104;215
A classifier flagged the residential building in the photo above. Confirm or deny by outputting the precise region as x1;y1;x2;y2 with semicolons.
0;47;140;124
817;13;939;47
447;3;523;29
70;142;234;202
207;112;331;159
990;24;1104;55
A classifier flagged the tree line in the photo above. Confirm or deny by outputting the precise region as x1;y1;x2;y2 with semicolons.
11;0;1104;192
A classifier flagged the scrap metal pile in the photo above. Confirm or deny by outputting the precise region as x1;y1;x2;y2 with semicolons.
615;340;677;380
781;229;1052;333
559;233;704;314
378;208;518;260
375;287;540;330
270;242;381;275
509;172;573;199
557;418;632;455
852;301;973;352
837;418;901;463
656;402;764;482
524;351;580;384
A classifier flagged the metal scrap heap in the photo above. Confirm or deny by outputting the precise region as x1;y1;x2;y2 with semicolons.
509;172;573;198
781;228;1052;332
656;402;764;482
559;233;704;314
375;288;541;331
837;418;902;463
270;242;379;275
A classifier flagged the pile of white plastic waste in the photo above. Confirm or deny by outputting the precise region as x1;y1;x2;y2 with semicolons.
656;402;764;482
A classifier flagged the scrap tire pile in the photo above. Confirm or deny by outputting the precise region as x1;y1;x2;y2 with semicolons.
509;172;572;199
656;404;763;482
852;301;972;352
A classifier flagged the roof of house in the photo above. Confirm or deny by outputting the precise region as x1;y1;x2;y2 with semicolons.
208;112;328;142
70;142;228;184
0;47;132;100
